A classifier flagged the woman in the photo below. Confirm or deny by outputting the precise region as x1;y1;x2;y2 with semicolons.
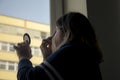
14;12;103;80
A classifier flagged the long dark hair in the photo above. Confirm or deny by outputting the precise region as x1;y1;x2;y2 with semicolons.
56;12;103;63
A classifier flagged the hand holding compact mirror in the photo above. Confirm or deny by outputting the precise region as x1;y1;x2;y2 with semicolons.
23;33;31;45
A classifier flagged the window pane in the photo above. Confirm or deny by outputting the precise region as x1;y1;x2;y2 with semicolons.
34;47;40;56
0;1;50;80
9;43;15;52
0;61;6;70
8;62;15;71
8;65;14;70
1;42;8;51
0;64;6;69
41;31;47;39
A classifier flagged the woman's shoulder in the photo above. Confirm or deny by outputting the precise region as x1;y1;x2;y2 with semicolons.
49;43;77;58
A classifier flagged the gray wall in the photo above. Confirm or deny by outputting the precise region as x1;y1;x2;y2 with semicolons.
87;0;120;80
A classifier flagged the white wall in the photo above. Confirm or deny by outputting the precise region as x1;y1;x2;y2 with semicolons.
64;0;87;17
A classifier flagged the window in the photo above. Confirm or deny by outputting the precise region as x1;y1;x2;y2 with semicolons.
0;60;18;71
0;0;50;80
8;62;15;71
34;47;39;55
41;31;47;39
0;24;47;40
9;43;15;52
0;42;15;53
1;42;8;51
26;29;41;39
0;61;6;69
31;47;42;56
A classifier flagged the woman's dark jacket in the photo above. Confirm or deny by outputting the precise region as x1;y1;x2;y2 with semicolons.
17;42;102;80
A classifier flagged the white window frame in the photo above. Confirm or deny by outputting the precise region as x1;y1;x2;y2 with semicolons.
14;63;18;71
50;0;64;34
0;42;1;50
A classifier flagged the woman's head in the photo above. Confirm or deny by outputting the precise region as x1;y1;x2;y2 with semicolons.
52;12;103;63
53;12;97;48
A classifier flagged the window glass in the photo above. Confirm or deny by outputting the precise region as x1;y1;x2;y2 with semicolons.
9;43;15;52
0;0;50;80
0;61;6;69
1;42;8;51
41;31;47;39
8;62;15;71
0;60;18;71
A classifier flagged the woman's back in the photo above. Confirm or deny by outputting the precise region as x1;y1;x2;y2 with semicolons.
46;42;102;80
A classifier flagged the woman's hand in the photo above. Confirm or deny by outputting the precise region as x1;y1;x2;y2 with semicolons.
14;41;32;60
40;36;52;60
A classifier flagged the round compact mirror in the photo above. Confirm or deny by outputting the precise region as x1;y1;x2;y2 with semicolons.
23;33;31;45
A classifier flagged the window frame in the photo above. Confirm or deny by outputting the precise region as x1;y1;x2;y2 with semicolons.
50;0;64;34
